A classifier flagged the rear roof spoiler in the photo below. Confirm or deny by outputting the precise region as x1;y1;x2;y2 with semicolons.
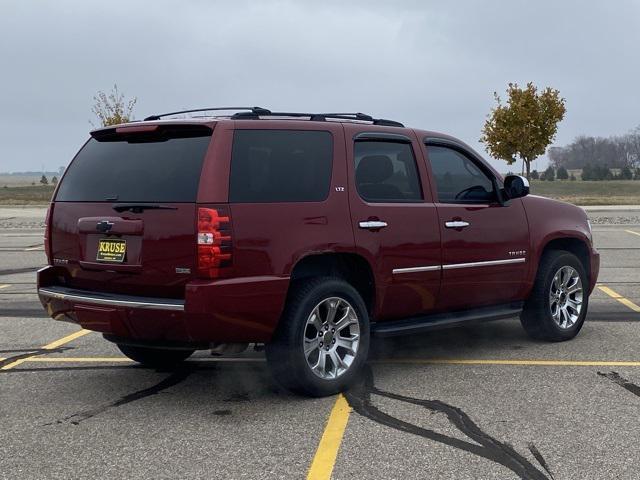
90;123;213;141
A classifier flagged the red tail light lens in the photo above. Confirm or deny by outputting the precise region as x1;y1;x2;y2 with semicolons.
197;207;232;278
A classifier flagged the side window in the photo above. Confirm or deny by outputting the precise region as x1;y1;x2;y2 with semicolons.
426;145;496;204
354;141;422;203
230;130;333;203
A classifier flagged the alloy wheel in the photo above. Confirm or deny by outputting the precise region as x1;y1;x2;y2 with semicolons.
303;297;360;380
549;266;583;329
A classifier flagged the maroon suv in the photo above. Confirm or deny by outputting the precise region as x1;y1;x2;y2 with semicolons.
38;107;600;396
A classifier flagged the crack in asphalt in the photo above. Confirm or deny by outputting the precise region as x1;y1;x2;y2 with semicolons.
0;309;47;317
43;366;193;425
344;367;550;480
0;267;39;276
597;371;640;397
528;443;555;480
0;347;69;369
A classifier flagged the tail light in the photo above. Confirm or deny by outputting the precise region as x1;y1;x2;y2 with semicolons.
44;202;54;264
197;207;232;278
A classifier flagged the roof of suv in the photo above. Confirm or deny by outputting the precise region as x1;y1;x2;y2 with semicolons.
92;111;451;140
89;106;483;165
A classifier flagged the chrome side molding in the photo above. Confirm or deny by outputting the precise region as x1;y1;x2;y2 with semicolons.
442;258;526;270
392;258;526;274
392;265;441;274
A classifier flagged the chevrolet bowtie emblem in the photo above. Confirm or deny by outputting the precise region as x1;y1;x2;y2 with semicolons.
96;220;114;233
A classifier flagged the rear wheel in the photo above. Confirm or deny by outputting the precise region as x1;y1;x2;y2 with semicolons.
117;344;194;368
521;250;588;341
266;277;370;397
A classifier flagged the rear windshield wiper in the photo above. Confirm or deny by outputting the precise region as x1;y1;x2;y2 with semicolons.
112;203;178;213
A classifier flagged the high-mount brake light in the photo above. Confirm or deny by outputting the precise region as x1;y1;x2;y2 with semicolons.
197;207;232;278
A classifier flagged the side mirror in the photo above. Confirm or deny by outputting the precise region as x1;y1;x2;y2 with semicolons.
503;175;530;200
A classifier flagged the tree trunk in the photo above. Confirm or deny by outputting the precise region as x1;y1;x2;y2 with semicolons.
524;158;531;180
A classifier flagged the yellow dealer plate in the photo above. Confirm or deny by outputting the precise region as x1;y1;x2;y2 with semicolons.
96;238;126;263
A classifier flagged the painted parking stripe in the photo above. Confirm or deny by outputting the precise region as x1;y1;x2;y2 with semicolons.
0;329;91;370
28;357;134;362
598;285;640;313
307;394;351;480
625;229;640;237
0;284;10;290
374;358;640;367
23;356;265;363
15;356;640;367
24;245;44;251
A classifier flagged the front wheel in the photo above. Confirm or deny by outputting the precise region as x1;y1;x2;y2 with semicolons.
266;277;370;397
117;344;194;368
521;250;589;341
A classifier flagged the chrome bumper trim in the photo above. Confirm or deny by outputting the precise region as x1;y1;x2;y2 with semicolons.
38;287;185;311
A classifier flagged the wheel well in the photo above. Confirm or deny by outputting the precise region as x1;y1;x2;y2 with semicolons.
541;237;591;281
289;253;375;315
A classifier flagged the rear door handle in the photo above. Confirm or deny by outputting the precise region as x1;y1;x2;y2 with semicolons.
445;220;470;229
359;220;388;230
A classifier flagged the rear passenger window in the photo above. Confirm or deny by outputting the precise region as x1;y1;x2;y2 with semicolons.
229;130;333;203
354;141;422;203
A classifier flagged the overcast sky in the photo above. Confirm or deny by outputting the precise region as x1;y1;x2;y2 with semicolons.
1;0;639;172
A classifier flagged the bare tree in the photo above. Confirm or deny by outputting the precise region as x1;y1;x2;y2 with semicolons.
91;84;137;127
550;126;640;170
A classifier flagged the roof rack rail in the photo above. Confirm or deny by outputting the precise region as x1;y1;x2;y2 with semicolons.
144;106;271;121
143;106;404;127
231;110;404;127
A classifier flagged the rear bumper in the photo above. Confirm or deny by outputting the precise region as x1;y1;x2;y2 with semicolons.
37;266;289;344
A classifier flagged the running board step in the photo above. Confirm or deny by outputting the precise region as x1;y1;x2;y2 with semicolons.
371;302;524;337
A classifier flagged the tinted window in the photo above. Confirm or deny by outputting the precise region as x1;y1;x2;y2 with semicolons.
426;145;496;203
230;130;333;203
354;141;422;203
56;131;211;202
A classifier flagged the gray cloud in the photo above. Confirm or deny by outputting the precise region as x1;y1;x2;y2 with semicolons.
1;0;639;172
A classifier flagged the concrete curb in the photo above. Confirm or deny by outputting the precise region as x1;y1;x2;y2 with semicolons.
580;205;640;211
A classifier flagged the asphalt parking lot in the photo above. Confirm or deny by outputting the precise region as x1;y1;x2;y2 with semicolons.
1;207;639;480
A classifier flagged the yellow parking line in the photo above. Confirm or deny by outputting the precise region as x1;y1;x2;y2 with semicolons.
598;285;640;313
20;356;266;363
9;356;640;367
307;394;351;480
374;358;640;367
0;284;9;290
28;357;133;362
625;229;640;237
0;329;91;370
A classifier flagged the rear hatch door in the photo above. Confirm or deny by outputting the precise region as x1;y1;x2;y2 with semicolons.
50;123;213;299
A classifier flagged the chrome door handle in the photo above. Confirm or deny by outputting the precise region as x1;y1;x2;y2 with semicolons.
359;220;388;230
445;220;470;229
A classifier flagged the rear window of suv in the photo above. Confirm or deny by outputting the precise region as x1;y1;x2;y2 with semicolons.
55;127;211;202
229;130;333;203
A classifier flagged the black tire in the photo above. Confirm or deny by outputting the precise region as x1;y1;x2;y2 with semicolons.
117;344;194;368
521;250;589;341
266;277;370;397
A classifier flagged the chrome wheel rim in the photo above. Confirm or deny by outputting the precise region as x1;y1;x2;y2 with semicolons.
304;297;360;380
549;266;583;329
